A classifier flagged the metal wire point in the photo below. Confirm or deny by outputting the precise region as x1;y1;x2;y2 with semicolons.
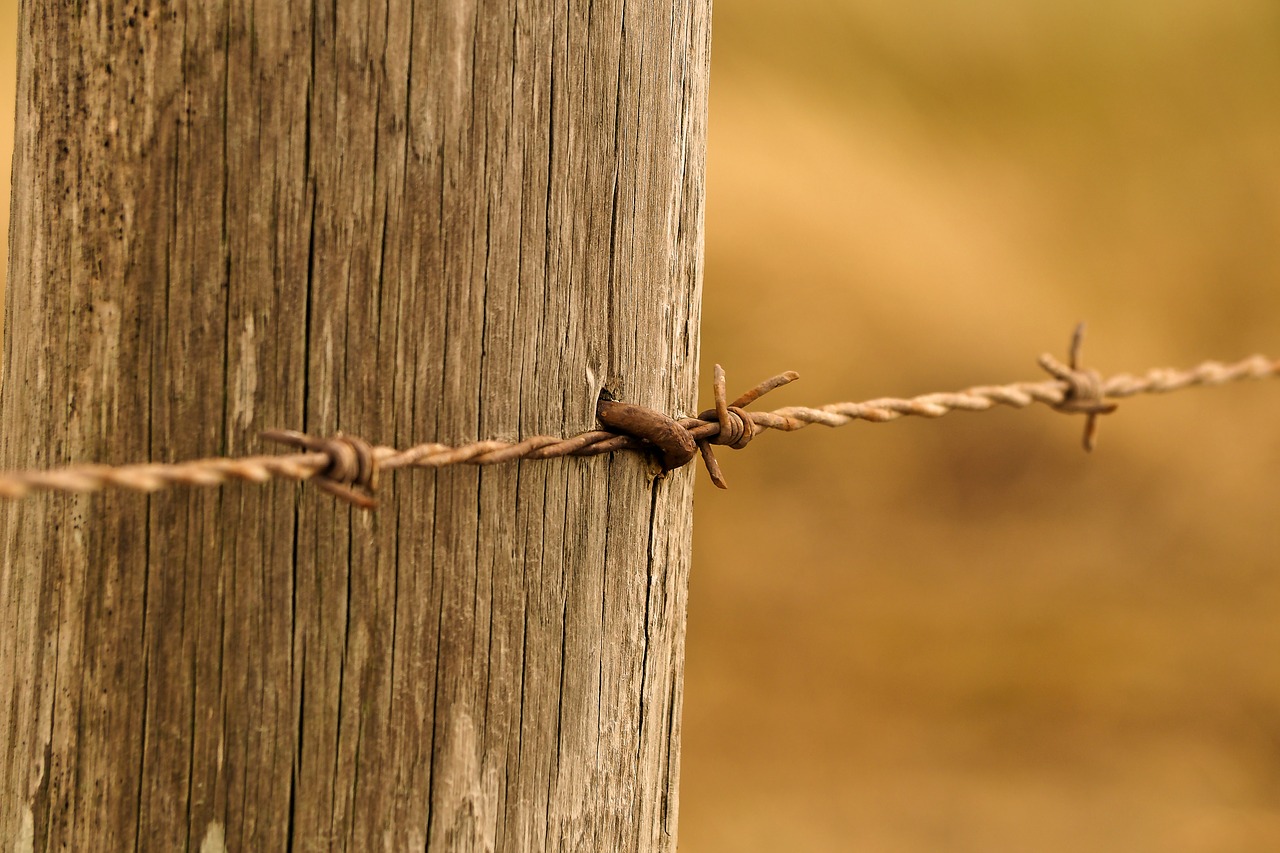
694;365;800;489
1037;322;1119;451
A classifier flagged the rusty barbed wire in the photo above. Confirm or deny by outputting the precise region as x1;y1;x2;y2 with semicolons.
0;325;1276;507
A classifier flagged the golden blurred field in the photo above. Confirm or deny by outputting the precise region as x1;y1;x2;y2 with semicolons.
685;2;1280;851
4;3;1279;850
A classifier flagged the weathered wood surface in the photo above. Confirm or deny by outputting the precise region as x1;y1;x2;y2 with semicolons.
0;2;710;849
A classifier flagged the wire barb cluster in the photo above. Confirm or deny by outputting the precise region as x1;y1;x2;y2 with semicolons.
0;326;1275;508
597;364;800;489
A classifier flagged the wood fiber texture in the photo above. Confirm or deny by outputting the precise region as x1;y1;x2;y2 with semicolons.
0;2;710;850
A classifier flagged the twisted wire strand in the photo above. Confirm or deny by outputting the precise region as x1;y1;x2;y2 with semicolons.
0;347;1275;505
759;354;1280;431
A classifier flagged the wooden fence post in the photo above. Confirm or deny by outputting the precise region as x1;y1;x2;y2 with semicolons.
0;2;711;849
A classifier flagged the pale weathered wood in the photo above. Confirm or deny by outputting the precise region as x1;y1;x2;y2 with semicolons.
0;2;710;850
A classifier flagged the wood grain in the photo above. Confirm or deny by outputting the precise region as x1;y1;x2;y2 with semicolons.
0;2;710;849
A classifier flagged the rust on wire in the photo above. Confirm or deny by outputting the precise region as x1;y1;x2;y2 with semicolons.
596;364;797;489
692;364;799;488
595;399;698;471
0;326;1275;507
261;430;380;508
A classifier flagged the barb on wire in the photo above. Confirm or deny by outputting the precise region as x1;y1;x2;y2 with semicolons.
597;364;800;488
0;325;1275;508
260;430;380;509
1037;322;1118;450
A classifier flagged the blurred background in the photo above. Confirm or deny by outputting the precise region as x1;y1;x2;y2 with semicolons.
685;2;1280;851
3;2;1279;850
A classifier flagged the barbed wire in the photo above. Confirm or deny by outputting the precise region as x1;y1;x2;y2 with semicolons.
0;325;1275;508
